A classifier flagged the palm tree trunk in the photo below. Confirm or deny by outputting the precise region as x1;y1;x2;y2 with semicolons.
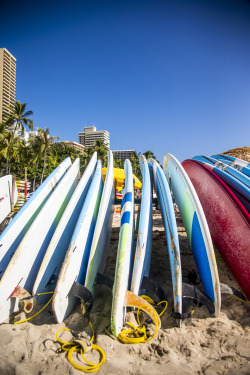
33;159;38;191
5;152;9;174
41;148;47;184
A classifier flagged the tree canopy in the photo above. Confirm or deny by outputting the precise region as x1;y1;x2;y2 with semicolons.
0;100;159;189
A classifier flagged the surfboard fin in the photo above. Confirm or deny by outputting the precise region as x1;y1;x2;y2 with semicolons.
141;276;168;303
220;282;247;302
172;282;215;319
70;281;93;315
9;285;34;314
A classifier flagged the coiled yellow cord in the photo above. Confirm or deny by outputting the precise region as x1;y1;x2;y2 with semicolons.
118;296;166;344
56;322;106;373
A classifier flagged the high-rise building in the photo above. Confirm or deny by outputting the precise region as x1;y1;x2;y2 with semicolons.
78;126;110;150
112;150;136;161
0;48;16;121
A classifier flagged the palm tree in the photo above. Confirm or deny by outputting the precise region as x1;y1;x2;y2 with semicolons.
94;139;108;167
29;136;43;191
62;143;81;162
143;149;160;165
0;122;8;175
143;150;156;160
85;146;94;163
0;131;20;174
4;100;33;134
130;151;141;179
35;127;59;184
16;140;32;179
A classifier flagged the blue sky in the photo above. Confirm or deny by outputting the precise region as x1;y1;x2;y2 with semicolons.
1;0;250;163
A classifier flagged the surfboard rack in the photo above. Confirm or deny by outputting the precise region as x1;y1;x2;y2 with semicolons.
70;282;93;315
172;282;215;320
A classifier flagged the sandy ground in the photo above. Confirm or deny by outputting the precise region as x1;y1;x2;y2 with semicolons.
0;208;250;375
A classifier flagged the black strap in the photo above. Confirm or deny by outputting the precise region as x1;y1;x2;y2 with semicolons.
182;282;215;315
94;272;114;289
70;281;93;315
141;276;168;303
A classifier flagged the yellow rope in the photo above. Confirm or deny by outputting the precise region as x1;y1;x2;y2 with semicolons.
118;301;162;344
233;295;250;303
56;323;106;373
14;292;54;325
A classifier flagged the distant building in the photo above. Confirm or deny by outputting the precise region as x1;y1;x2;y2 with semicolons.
78;126;110;150
0;48;16;121
112;150;136;161
7;122;38;143
62;141;85;154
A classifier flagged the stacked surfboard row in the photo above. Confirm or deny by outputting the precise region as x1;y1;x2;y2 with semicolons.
0;152;115;325
182;153;250;301
0;151;249;341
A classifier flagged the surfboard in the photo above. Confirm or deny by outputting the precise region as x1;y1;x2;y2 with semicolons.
182;159;250;300
32;153;98;304
52;160;103;323
163;154;221;317
0;157;71;280
84;151;115;295
211;154;250;178
199;162;250;214
148;158;182;320
211;154;250;169
0;175;17;224
130;155;152;297
0;158;79;323
111;159;135;337
192;155;250;188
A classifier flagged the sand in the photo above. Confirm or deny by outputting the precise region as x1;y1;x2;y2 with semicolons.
0;209;250;375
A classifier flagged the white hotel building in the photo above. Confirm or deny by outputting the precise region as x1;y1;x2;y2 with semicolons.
78;126;110;150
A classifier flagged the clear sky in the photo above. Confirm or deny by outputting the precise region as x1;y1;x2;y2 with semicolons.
1;0;250;163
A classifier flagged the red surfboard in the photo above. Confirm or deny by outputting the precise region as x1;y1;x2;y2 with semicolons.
182;159;250;300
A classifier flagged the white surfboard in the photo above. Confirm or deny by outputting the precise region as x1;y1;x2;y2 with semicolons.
130;155;152;296
0;175;18;224
0;158;71;279
0;175;13;224
33;153;98;303
84;151;115;295
0;158;79;323
111;159;135;337
52;160;103;323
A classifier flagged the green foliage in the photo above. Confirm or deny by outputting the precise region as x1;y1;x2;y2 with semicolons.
3;100;33;132
0;100;160;188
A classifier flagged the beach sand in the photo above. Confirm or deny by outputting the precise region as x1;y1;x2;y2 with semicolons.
0;208;250;375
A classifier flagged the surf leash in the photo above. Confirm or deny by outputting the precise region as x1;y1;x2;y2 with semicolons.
56;322;106;373
118;302;160;344
13;291;54;325
140;295;168;317
118;293;167;344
